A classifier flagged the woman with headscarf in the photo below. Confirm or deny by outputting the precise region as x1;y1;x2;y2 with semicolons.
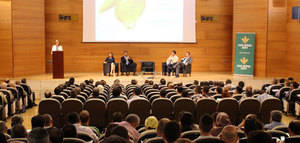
210;112;231;136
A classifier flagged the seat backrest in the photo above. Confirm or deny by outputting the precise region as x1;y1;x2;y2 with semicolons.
107;98;128;122
232;94;243;101
84;99;106;128
260;98;282;124
62;99;83;114
7;138;28;143
272;125;289;133
129;98;151;124
266;130;289;138
217;98;239;124
149;95;160;104
239;98;260;119
63;138;86;143
138;130;157;143
152;98;173;119
181;130;201;141
166;92;177;98
284;136;300;143
195;98;217;123
174;98;195;120
212;94;222;100
269;85;283;96
52;95;65;103
77;132;93;142
170;95;181;103
193;136;224;143
144;137;164;143
38;99;61;127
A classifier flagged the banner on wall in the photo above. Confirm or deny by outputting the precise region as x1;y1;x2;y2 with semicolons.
234;33;256;76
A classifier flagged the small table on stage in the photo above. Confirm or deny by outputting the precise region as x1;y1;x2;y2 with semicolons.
52;51;64;79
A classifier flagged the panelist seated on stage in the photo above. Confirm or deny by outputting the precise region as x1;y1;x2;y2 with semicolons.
121;50;137;76
104;52;118;76
174;51;192;78
51;40;63;54
166;50;179;76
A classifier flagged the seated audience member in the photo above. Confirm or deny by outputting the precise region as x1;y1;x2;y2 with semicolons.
80;110;100;136
144;116;159;130
31;115;45;129
128;87;144;105
0;121;8;137
8;115;24;135
222;87;232;98
69;88;78;99
112;112;123;123
11;124;27;138
244;86;253;98
110;86;127;100
286;81;300;114
20;78;36;106
191;86;203;103
167;82;174;89
160;78;167;86
247;130;272;143
66;112;99;143
119;114;140;143
216;87;223;95
153;84;159;89
202;86;210;98
68;77;75;85
96;84;104;94
256;88;273;103
104;52;116;76
62;124;77;138
28;127;50;143
166;50;179;76
219;125;239;143
264;110;284;130
235;86;243;94
181;90;190;98
174;51;192;78
244;118;263;137
175;138;193;143
179;112;198;132
279;78;285;86
163;121;181;143
225;79;235;89
111;125;130;141
104;123;119;138
47;127;63;143
193;80;199;86
237;114;257;129
197;114;213;139
89;87;100;99
44;90;52;98
211;112;231;136
288;120;300;136
238;81;245;90
160;89;168;98
42;114;53;129
157;118;170;137
176;86;184;95
0;133;7;143
121;50;137;76
103;135;129;143
54;84;64;95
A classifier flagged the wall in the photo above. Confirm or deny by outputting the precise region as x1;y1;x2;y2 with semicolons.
45;0;233;73
0;0;13;77
286;0;300;80
11;0;46;77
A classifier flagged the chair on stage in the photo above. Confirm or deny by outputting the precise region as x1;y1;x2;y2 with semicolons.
103;63;119;76
141;61;155;75
120;63;137;75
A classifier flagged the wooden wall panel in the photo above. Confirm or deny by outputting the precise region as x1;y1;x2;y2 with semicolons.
233;0;269;77
266;0;287;77
286;0;300;80
0;0;13;77
12;0;46;77
45;0;233;73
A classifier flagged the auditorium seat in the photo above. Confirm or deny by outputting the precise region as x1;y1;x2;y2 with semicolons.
144;137;164;143
38;98;61;127
284;136;300;143
62;99;83;114
107;98;128;122
174;98;195;119
217;98;239;124
84;99;106;128
260;98;282;124
181;130;201;141
152;98;173;119
170;95;181;103
7;138;28;143
149;95;160;104
166;92;177;98
103;63;119;76
268;85;283;96
212;94;222;100
138;130;157;143
232;94;243;101
273;125;289;133
77;132;93;142
129;98;151;124
195;98;217;123
266;130;289;138
51;95;65;103
193;136;224;143
239;98;260;119
147;92;160;100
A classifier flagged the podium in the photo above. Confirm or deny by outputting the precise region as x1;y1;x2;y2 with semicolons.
52;51;64;79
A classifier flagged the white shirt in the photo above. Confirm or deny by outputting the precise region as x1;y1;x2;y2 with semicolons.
51;45;63;54
166;55;178;65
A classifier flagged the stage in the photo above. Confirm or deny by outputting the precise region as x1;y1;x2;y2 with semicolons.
6;72;274;100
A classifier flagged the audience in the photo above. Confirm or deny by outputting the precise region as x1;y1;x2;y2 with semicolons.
28;127;50;143
264;110;284;130
197;114;213;138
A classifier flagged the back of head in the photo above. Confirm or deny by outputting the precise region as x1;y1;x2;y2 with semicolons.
202;86;209;95
225;79;232;85
247;130;272;143
279;78;285;84
193;80;199;86
160;79;166;85
111;125;129;140
157;118;170;137
21;78;27;84
199;114;213;134
288;120;300;136
244;118;263;136
112;86;122;97
131;79;137;85
42;114;53;127
220;125;238;143
181;90;189;98
145;116;159;130
134;87;142;96
47;127;63;143
177;86;184;94
180;112;193;127
245;86;253;97
28;128;49;143
63;124;77;138
291;81;299;89
44;91;52;98
160;89;168;98
69;77;75;85
70;88;77;98
112;112;123;122
80;110;90;125
125;114;140;128
216;112;231;127
11;124;27;138
216;87;223;94
31;115;45;129
271;110;282;122
194;86;201;94
238;81;245;89
92;87;100;97
67;112;80;124
164;121;181;143
11;115;24;127
103;135;129;143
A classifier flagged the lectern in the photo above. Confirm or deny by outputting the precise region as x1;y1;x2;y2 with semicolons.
52;51;64;79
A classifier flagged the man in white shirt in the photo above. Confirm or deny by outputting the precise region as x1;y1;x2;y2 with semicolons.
127;87;145;105
166;50;178;76
51;40;63;54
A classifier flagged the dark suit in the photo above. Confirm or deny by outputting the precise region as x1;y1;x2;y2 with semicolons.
175;57;192;76
121;56;137;75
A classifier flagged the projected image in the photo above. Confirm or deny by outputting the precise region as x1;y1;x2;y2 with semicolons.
83;0;196;42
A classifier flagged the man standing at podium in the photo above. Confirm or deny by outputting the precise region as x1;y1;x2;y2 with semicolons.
51;40;63;54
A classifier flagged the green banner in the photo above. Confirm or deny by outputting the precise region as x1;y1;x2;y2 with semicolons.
234;33;255;76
